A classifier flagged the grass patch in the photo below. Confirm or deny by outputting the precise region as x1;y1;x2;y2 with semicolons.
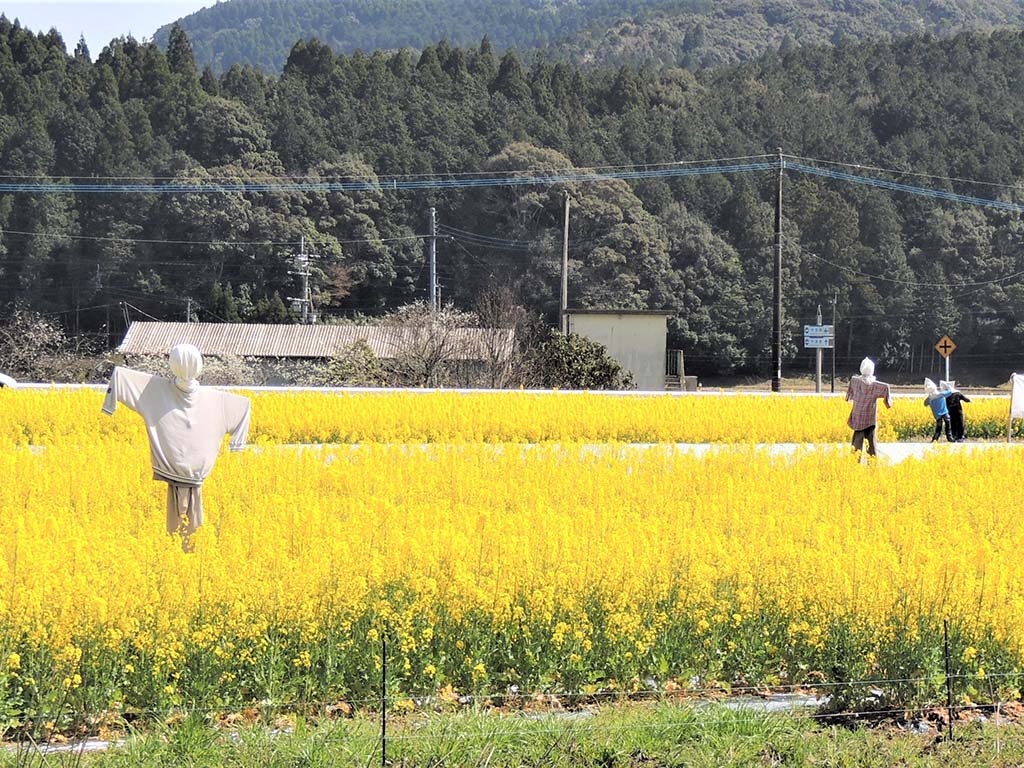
5;702;1024;768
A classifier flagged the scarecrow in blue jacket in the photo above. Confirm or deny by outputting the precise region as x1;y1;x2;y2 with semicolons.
924;378;953;442
941;380;971;442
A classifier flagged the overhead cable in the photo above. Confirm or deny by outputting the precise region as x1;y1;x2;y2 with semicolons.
0;154;776;182
0;228;428;246
784;153;1024;192
0;162;776;194
792;241;1024;289
788;161;1024;214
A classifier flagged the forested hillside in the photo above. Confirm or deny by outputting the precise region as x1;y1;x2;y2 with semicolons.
153;0;1024;74
3;18;1024;374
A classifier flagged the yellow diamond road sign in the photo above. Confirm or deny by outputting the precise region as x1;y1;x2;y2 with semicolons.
935;335;957;359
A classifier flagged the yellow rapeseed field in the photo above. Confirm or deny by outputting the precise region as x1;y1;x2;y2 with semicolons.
0;388;1021;734
0;388;1016;445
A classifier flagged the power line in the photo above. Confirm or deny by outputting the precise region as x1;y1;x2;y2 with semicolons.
37;302;120;317
441;224;774;256
444;235;503;270
784;153;1024;192
190;300;232;324
0;229;296;246
788;161;1024;214
0;161;777;194
1;155;1021;223
0;228;428;246
442;228;606;255
0;154;776;183
0;258;250;268
441;233;532;252
115;289;190;303
2;154;1020;247
793;240;1024;289
438;224;534;248
121;301;162;322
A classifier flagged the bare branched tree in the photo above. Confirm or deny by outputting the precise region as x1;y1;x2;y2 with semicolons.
382;301;480;387
472;285;538;388
0;308;70;380
127;353;268;386
311;341;386;387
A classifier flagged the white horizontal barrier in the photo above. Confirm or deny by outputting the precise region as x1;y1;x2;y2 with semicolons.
10;383;1011;399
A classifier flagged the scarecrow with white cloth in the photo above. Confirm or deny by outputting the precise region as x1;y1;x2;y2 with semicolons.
941;380;971;442
845;358;891;457
102;344;251;548
924;378;953;442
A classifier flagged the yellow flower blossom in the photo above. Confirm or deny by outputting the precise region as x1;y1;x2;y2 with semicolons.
3;388;1024;716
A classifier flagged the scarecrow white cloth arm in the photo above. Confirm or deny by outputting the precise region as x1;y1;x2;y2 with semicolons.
223;393;252;452
102;366;154;415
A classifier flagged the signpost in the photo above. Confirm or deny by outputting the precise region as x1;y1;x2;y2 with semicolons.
805;313;834;393
935;335;956;383
803;324;834;348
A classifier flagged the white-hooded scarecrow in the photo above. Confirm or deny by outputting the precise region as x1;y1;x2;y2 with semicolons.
923;378;952;443
844;357;891;457
940;379;971;442
102;344;251;549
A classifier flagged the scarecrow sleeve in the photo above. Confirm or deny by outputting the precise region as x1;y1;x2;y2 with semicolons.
222;392;252;452
102;366;154;416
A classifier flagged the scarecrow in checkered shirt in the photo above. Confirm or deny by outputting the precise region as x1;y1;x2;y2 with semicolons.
845;358;892;457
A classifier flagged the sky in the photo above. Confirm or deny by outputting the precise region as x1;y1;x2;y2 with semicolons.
2;0;213;56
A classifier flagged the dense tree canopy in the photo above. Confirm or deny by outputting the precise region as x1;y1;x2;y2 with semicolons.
149;0;1024;75
3;17;1024;375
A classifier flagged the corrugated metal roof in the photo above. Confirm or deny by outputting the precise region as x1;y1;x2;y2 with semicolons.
118;322;515;361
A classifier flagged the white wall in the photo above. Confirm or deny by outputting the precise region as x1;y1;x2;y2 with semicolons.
568;313;668;391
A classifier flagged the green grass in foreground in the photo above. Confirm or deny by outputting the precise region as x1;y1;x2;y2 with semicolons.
4;703;1024;768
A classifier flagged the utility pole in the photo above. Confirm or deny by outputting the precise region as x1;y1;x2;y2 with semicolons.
287;236;319;324
830;290;838;393
429;207;438;312
95;264;110;348
84;263;96;350
561;192;570;334
771;148;784;393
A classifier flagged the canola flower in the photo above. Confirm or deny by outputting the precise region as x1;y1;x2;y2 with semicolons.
1;388;1018;446
2;387;1024;733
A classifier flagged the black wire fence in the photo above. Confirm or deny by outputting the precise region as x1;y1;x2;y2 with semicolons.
6;619;1024;761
